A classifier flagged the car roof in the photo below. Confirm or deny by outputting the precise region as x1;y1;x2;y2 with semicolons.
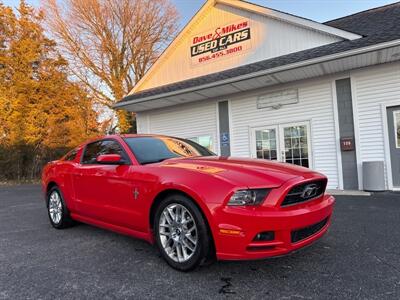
80;134;176;146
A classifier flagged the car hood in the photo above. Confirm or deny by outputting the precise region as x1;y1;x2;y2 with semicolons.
160;156;317;188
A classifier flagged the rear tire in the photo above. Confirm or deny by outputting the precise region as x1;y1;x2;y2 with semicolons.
154;194;213;271
47;186;75;229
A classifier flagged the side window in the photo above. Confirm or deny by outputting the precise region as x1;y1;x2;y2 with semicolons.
188;135;213;151
99;140;129;161
64;149;78;161
81;141;103;164
81;140;129;165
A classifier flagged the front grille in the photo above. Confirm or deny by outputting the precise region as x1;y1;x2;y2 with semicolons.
281;179;327;206
291;217;329;243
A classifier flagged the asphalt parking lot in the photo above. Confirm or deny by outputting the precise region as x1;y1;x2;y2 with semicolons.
0;185;399;299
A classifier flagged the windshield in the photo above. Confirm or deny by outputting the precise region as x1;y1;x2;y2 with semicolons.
124;136;216;165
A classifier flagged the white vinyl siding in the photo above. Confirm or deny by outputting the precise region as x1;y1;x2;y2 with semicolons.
136;100;218;153
136;113;149;133
351;62;400;189
135;62;400;191
135;3;342;92
230;79;339;189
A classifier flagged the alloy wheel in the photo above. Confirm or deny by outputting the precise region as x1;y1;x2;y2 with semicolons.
48;191;63;224
158;203;198;263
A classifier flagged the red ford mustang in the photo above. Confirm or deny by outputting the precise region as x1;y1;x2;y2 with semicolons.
42;134;335;271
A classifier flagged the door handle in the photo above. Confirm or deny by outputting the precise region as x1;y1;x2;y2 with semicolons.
281;151;286;162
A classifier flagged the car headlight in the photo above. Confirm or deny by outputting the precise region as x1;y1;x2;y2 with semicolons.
227;189;270;206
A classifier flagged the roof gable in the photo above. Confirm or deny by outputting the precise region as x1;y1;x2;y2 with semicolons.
130;0;361;94
116;2;400;112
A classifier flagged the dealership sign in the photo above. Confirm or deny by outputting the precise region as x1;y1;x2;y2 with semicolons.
257;89;299;110
190;20;252;65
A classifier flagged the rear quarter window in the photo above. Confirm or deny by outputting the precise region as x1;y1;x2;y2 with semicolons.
64;149;78;161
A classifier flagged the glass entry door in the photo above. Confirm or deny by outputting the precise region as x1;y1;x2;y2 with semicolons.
252;122;312;168
254;126;278;161
280;123;311;168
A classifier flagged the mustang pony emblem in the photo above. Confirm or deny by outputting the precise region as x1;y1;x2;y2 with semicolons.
301;184;319;199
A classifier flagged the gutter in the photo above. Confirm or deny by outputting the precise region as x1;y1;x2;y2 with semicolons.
114;39;400;109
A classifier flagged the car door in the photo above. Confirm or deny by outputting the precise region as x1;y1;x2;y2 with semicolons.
73;139;139;228
92;139;140;229
73;140;106;220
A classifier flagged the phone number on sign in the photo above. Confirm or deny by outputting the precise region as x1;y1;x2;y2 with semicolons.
197;46;243;63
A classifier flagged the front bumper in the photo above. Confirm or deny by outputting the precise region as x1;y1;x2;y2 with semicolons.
214;194;335;260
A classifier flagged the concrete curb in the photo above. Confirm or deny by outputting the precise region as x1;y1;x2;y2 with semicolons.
327;189;371;196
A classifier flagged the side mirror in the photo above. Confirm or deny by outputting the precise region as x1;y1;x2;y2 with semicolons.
96;154;125;165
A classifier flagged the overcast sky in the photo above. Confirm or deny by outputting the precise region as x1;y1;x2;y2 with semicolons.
3;0;397;28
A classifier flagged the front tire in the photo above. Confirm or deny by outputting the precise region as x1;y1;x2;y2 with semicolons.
154;194;212;271
47;186;74;229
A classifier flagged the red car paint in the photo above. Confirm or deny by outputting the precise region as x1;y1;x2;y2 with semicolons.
42;134;335;260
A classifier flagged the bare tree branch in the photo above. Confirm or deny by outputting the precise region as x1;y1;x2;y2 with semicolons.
43;0;179;131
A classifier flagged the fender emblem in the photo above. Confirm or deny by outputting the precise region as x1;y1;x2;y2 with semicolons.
133;188;139;200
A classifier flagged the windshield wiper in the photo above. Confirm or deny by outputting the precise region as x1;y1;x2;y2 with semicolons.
141;158;172;165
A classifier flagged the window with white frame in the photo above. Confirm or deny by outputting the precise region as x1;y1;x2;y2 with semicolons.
395;111;400;148
255;129;278;160
188;135;213;151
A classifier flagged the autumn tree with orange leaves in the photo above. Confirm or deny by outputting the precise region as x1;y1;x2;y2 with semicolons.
0;1;99;181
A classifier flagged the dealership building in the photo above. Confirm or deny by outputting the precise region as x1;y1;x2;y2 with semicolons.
115;0;400;191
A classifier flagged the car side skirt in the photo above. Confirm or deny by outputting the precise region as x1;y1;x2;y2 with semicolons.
70;213;153;243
